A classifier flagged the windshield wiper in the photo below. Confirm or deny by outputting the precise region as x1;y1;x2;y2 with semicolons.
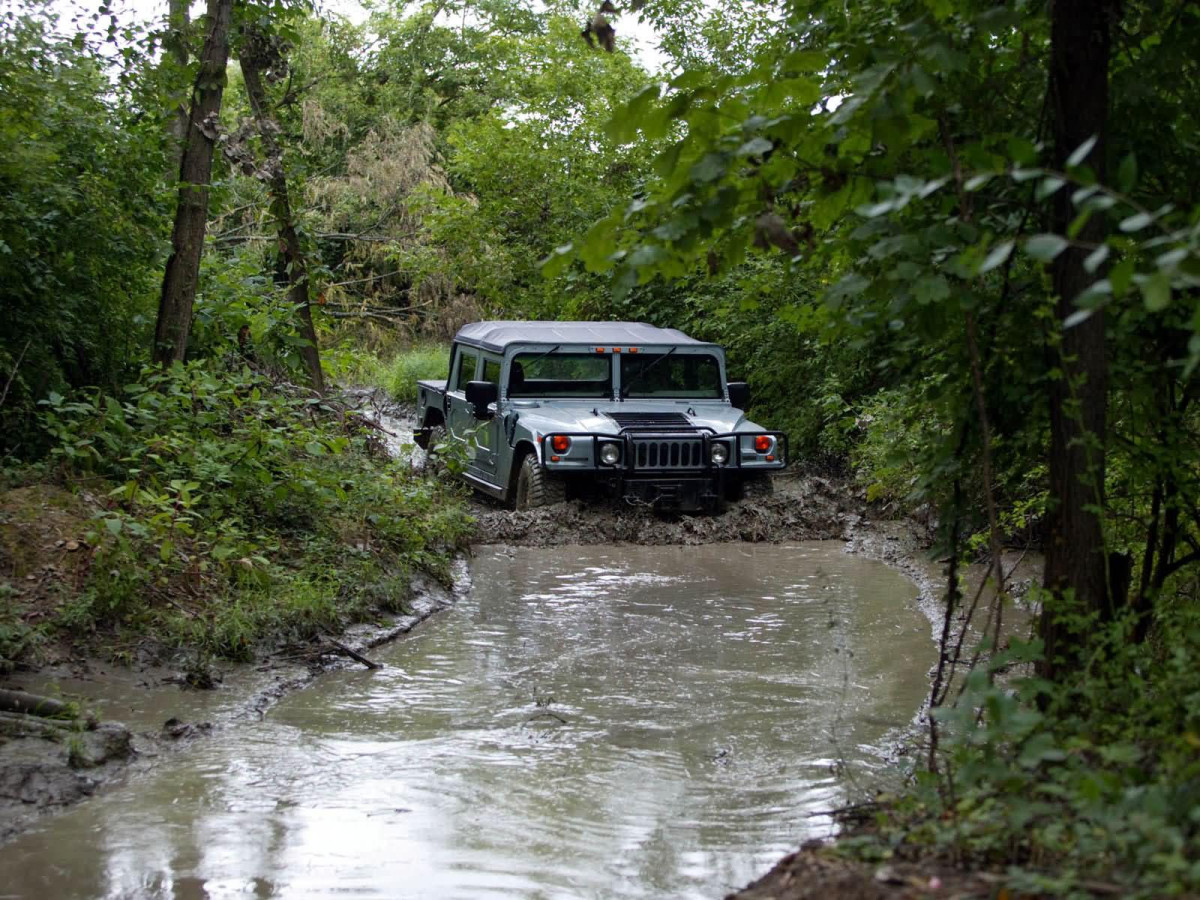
520;344;561;368
620;347;677;399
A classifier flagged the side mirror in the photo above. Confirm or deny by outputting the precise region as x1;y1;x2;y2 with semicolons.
727;381;750;409
465;380;498;419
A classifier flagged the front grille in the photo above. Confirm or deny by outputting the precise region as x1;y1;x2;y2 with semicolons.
607;411;693;430
633;438;705;469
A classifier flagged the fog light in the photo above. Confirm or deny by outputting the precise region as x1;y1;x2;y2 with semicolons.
754;435;772;453
600;442;620;465
551;435;571;453
710;443;729;465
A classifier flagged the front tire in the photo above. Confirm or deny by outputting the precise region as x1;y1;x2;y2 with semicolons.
514;453;565;510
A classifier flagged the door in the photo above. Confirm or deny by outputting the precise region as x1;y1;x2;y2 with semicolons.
446;346;479;451
468;354;503;482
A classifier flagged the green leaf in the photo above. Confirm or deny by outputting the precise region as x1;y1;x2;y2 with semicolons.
1064;308;1095;329
1025;234;1069;261
1117;153;1137;192
737;137;774;157
540;243;574;278
305;440;325;456
1006;136;1039;166
1119;211;1154;232
1140;270;1171;311
978;240;1014;274
783;49;826;72
1110;257;1136;296
1066;135;1098;168
913;274;951;304
690;153;726;183
1036;176;1066;200
1083;244;1109;273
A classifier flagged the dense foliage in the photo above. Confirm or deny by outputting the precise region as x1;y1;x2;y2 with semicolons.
2;0;1200;892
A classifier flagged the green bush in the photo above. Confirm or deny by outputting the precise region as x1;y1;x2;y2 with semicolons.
37;361;472;660
380;344;451;403
854;609;1200;898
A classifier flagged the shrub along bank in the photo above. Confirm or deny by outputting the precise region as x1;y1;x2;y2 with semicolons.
0;362;472;671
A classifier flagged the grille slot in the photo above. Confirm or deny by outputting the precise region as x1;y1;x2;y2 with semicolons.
633;438;704;470
607;411;693;430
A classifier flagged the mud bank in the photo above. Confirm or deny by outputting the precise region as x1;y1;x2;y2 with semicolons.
0;568;465;845
470;471;870;547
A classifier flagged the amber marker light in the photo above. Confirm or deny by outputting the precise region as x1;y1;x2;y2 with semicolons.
595;347;606;353
551;435;571;453
550;456;561;462
767;454;776;461
754;435;772;453
612;347;622;353
628;347;639;353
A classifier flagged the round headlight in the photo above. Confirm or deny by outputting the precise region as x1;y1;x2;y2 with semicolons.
710;442;729;465
600;442;620;465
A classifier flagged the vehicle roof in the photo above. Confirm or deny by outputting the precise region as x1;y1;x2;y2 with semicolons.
453;321;715;354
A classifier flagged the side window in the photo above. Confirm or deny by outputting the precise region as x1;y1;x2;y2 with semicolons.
482;356;502;386
453;349;479;391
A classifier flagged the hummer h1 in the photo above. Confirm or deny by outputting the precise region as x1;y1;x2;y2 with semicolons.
414;321;787;511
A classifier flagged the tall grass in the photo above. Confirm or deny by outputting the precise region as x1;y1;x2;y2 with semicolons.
381;344;451;403
325;344;451;403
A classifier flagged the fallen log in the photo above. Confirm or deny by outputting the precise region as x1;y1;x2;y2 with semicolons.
0;689;97;727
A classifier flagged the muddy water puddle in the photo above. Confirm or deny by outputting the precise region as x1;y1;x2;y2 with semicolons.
0;542;933;899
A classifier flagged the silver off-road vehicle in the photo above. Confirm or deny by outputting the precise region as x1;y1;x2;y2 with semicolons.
414;321;787;511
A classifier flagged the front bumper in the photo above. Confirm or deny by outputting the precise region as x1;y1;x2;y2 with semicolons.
539;430;788;509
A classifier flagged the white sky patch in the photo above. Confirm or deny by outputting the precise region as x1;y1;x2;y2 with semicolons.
44;0;668;73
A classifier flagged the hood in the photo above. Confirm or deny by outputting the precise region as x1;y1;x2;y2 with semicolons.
511;400;753;436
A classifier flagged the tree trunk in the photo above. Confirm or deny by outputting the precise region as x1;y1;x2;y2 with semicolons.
239;51;325;395
1039;0;1114;681
153;0;234;367
164;0;190;181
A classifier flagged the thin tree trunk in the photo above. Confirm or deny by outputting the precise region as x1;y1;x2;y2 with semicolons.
239;50;325;394
153;0;234;367
1039;0;1114;681
164;0;190;180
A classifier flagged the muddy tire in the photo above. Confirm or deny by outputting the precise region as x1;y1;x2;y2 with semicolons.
422;425;447;473
514;454;565;510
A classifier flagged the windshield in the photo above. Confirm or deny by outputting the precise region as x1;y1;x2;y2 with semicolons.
508;352;612;398
620;353;723;399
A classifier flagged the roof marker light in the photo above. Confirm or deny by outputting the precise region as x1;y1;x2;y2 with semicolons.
612;347;622;353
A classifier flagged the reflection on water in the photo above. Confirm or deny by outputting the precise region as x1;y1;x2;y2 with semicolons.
0;542;933;899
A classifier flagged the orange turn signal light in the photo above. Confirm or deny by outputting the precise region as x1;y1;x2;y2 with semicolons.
754;435;772;453
550;455;561;462
767;454;775;462
551;435;571;453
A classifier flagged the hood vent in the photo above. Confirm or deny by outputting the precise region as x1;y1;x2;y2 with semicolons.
606;411;694;431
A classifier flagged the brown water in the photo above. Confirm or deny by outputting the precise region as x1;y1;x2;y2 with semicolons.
0;542;934;899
